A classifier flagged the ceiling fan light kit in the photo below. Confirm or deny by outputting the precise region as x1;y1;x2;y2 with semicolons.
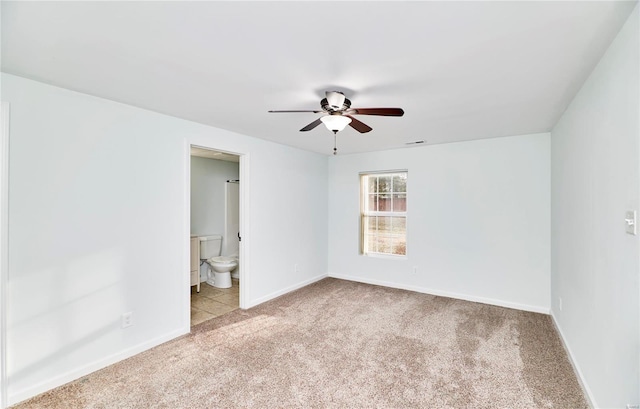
320;115;352;132
269;91;404;155
325;91;346;110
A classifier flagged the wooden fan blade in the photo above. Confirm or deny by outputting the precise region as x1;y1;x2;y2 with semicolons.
346;116;372;133
300;118;323;132
349;108;404;116
269;110;324;113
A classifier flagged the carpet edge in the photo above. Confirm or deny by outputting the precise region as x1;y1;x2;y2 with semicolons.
245;273;328;309
7;327;189;406
550;312;597;409
328;272;550;314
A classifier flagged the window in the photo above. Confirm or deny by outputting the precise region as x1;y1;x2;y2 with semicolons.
360;171;407;256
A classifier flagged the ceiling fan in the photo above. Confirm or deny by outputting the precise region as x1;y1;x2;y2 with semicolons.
269;91;404;155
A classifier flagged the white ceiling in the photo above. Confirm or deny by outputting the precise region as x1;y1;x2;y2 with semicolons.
1;1;636;155
191;147;239;163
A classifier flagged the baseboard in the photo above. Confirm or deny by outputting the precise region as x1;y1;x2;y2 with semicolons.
550;311;597;408
245;273;328;308
328;273;550;314
8;327;189;406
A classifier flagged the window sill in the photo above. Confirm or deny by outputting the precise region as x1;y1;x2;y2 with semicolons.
363;253;407;260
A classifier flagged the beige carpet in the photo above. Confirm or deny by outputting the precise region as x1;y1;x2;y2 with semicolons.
12;278;588;408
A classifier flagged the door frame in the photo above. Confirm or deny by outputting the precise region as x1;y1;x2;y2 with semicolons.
185;143;249;328
1;103;10;409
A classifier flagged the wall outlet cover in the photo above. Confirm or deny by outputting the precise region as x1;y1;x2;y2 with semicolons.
625;210;637;235
121;312;133;328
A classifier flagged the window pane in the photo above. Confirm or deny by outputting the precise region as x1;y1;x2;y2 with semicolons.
393;174;407;192
377;236;392;253
368;194;378;211
379;194;391;211
378;216;391;233
368;176;377;193
365;216;378;234
366;234;378;252
378;176;391;192
393;238;406;255
391;217;406;233
392;194;406;211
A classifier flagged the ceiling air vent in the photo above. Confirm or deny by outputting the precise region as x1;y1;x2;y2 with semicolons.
405;140;425;146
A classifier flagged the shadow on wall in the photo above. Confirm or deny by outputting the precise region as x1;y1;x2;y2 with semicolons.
8;247;128;394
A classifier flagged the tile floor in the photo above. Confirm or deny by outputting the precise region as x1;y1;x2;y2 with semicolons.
191;279;239;326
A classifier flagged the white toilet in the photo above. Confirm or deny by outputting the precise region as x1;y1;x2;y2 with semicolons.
199;235;238;289
230;254;239;280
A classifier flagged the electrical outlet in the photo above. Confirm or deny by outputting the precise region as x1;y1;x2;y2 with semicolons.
625;211;637;235
121;312;133;328
558;297;563;312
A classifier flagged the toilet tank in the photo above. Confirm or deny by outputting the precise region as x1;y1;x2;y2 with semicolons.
199;235;222;260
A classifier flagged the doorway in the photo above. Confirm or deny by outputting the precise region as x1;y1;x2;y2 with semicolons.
188;145;246;327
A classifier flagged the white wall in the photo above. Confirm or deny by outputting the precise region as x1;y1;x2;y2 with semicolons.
328;133;551;313
190;156;239;238
2;73;328;405
550;5;639;408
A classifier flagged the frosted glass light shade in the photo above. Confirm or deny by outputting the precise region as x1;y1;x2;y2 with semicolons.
321;115;352;132
326;91;346;110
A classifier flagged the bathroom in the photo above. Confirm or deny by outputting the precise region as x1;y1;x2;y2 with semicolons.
190;147;240;326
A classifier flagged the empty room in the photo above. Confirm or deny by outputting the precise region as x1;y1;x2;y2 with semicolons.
0;1;638;408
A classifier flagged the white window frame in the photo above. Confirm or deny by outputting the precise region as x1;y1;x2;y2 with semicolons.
360;170;407;257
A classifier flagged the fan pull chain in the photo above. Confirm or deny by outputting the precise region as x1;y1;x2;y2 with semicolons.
333;131;338;155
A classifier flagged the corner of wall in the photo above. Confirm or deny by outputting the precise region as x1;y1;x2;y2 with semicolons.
245;273;328;309
550;311;597;408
